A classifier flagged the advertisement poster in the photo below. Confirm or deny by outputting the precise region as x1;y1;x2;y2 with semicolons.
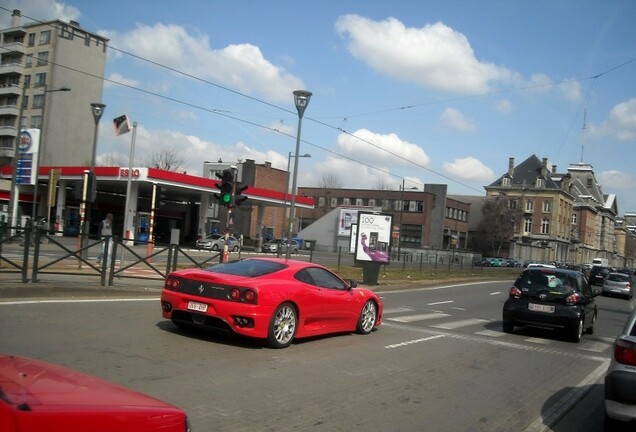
355;212;392;263
337;209;358;237
349;223;357;254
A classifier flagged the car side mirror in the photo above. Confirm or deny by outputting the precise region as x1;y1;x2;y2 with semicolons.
592;288;601;297
348;280;358;289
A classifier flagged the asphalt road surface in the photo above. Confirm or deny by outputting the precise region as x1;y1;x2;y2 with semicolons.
1;279;634;432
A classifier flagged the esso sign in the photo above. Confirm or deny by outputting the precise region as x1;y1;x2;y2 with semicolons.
120;168;140;178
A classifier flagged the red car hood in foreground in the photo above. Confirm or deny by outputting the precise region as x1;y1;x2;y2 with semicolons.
0;354;189;432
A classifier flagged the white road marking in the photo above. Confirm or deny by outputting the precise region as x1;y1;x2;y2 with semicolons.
388;313;451;323
427;300;454;306
385;334;446;349
431;318;489;329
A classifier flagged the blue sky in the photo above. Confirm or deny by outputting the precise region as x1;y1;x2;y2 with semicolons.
4;1;636;212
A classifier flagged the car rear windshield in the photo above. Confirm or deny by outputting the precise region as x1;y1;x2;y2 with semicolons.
206;259;286;277
518;270;577;294
607;273;629;282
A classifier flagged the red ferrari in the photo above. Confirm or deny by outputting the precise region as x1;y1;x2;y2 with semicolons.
161;257;383;348
0;354;190;432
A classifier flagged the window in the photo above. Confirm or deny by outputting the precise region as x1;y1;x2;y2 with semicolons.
541;218;550;234
25;54;33;68
30;115;42;129
342;198;350;206
508;199;518;210
330;197;337;208
39;30;51;45
525;200;534;212
535;178;544;188
571;213;577;224
542;200;552;213
355;198;363;206
28;33;35;46
502;177;511;186
32;94;44;109
34;73;46;86
524;217;533;233
382;199;389;210
36;51;49;66
296;268;347;290
368;199;376;207
318;197;325;207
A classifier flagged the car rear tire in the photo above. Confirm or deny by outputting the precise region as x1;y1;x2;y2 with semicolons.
571;317;584;343
586;311;597;335
212;244;219;251
268;302;297;349
502;320;514;334
356;300;377;334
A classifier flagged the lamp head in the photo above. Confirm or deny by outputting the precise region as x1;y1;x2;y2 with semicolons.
90;102;106;123
293;90;312;118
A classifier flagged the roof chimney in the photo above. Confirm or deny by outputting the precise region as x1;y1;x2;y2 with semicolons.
541;158;548;178
11;9;21;27
507;157;514;177
552;164;557;174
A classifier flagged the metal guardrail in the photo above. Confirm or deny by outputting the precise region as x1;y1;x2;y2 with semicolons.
0;225;223;286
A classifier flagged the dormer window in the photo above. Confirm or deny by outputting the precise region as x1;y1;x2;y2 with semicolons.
535;178;544;188
502;177;511;187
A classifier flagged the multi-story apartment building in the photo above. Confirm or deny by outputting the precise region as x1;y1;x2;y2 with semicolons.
485;155;620;265
0;9;107;169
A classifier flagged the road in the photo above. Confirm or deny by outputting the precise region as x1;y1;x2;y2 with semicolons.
1;279;633;431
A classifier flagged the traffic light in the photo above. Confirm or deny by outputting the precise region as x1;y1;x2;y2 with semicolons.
86;171;97;203
155;185;167;207
234;183;248;207
215;169;234;207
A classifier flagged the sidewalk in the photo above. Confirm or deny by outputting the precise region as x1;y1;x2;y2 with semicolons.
0;271;164;301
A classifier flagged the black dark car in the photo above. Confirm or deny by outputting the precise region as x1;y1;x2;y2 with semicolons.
589;266;613;286
502;268;600;342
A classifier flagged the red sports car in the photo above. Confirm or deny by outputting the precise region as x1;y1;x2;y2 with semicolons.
161;257;383;348
0;354;190;432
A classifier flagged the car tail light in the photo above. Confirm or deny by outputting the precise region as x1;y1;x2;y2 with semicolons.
165;276;180;291
243;289;256;303
229;288;241;301
509;286;521;297
228;288;257;304
614;339;636;366
565;292;581;305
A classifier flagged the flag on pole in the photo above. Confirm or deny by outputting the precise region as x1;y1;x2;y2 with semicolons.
113;115;131;136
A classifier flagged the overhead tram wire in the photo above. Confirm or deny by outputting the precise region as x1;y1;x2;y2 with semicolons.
5;7;635;193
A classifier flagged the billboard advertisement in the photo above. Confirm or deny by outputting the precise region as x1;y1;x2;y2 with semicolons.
354;212;392;263
337;209;358;237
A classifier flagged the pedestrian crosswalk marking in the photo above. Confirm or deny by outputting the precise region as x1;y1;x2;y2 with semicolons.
388;313;450;323
431;318;489;330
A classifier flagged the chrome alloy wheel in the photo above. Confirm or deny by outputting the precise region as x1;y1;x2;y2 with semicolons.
357;300;377;334
272;304;297;346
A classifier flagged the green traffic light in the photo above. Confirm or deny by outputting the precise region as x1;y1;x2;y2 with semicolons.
221;193;232;204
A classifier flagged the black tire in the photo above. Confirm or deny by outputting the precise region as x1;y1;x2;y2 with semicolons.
586;310;597;335
502;320;514;334
267;302;297;349
571;317;584;343
356;300;377;334
212;244;219;251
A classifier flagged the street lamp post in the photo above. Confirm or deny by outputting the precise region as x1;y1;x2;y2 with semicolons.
31;85;71;223
286;90;312;260
280;151;310;238
79;102;105;258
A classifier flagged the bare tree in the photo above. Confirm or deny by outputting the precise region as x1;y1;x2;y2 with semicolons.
143;146;186;172
318;171;342;189
374;178;392;190
473;197;519;257
99;152;127;167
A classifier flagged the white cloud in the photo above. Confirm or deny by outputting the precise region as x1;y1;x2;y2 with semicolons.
105;72;139;89
597;170;633;190
558;79;583;103
0;0;80;27
590;98;636;141
495;99;513;114
104;23;304;102
336;128;430;168
439;108;477;132
335;15;513;94
442;157;495;182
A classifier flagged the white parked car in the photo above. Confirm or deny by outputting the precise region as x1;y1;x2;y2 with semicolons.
195;234;239;251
